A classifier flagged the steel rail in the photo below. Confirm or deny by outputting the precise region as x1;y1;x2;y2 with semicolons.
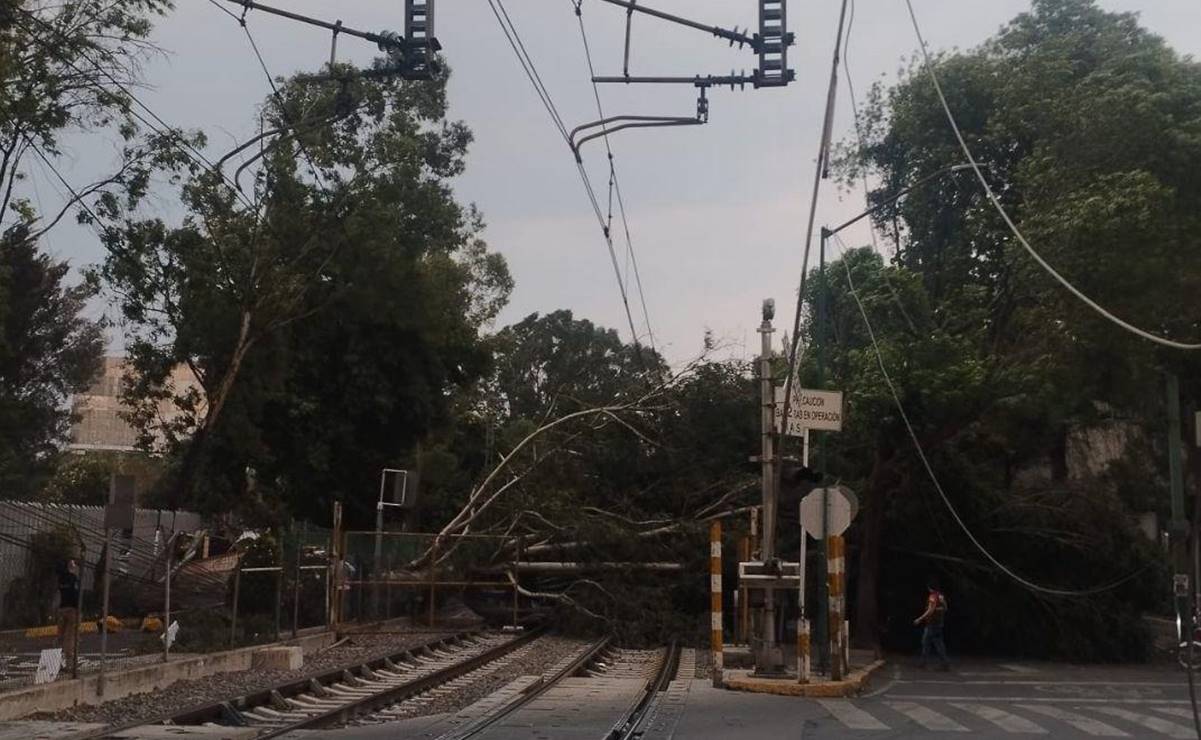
436;635;613;740
75;628;510;739
608;641;681;740
253;627;547;736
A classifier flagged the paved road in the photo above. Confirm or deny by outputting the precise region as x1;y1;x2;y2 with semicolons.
668;659;1201;739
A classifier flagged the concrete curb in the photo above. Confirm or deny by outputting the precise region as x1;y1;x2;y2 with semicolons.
722;659;887;698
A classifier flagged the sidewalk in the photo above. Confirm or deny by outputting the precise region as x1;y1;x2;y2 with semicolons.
718;646;885;698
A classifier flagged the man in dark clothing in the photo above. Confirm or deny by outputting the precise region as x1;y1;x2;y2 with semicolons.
913;576;949;670
57;559;80;669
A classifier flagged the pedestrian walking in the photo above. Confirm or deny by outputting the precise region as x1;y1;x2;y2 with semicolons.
913;576;949;670
57;559;80;668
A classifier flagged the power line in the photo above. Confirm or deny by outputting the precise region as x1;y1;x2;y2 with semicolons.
840;0;918;336
12;10;255;209
903;0;1201;352
485;0;647;354
215;2;330;193
830;232;1150;597
572;3;657;353
778;0;850;475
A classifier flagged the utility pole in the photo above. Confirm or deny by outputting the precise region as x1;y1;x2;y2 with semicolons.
815;228;831;672
754;299;786;675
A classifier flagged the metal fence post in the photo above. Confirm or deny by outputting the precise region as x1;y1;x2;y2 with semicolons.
163;533;172;663
229;560;241;646
292;523;303;638
428;541;437;627
273;532;283;642
97;529;112;696
710;520;723;688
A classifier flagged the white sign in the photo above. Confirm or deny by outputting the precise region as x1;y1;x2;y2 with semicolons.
775;387;844;435
35;648;63;684
800;486;859;538
161;620;179;649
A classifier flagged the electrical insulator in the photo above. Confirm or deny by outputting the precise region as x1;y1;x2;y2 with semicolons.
755;0;794;88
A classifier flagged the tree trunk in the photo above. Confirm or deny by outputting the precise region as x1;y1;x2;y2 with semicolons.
854;444;893;651
172;311;255;507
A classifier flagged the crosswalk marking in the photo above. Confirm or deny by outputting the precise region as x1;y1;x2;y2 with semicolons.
949;702;1046;733
885;700;969;732
1016;704;1129;736
1152;707;1201;721
816;699;888;730
1090;707;1195;738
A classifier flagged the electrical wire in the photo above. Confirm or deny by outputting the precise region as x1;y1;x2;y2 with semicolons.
903;0;1201;352
830;232;1151;597
840;0;918;336
485;0;647;354
778;0;849;481
226;4;330;193
573;3;657;353
13;9;254;210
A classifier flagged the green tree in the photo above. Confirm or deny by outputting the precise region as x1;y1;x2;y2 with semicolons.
1;0;174;237
828;0;1198;658
101;64;511;524
0;231;103;496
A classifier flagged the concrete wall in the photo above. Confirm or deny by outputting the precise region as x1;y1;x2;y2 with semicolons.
0;628;336;721
0;502;203;625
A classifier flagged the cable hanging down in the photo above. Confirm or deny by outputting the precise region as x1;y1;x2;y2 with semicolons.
903;0;1201;352
830;233;1149;598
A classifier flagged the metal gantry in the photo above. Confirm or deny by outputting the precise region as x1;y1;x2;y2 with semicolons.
591;0;796;89
223;0;442;81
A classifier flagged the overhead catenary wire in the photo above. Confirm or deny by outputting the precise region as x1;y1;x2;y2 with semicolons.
485;0;647;355
830;232;1151;598
778;0;850;478
840;0;918;336
903;0;1201;352
12;9;255;210
572;2;657;354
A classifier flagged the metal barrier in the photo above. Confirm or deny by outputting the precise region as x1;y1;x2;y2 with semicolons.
337;531;524;629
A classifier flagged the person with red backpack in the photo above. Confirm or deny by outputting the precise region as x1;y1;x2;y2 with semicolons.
914;576;950;670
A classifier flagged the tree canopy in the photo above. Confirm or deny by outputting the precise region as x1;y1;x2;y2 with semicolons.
823;0;1200;658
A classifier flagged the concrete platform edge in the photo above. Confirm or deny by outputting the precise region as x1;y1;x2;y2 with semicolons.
0;631;337;721
722;659;887;698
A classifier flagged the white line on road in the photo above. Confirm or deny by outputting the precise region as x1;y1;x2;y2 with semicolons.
949;702;1047;733
1151;706;1201;721
1090;707;1195;738
1016;704;1129;736
999;664;1041;674
891;695;1190;704
897;679;1182;686
817;699;889;730
885;701;969;732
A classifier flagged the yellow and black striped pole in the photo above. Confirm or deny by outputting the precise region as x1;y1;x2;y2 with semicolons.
710;520;724;687
828;534;846;680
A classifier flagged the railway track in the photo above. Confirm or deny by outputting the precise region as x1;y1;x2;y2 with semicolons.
87;628;543;739
426;640;681;740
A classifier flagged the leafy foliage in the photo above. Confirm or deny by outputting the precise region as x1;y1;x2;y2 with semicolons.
0;233;103;496
826;0;1199;658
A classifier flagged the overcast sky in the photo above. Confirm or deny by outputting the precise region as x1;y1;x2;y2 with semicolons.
29;0;1201;366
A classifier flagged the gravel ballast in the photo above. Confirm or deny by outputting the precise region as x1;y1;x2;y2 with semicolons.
34;630;458;726
356;635;592;724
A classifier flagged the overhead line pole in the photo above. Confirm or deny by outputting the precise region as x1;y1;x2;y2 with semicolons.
219;0;410;49
595;0;758;49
